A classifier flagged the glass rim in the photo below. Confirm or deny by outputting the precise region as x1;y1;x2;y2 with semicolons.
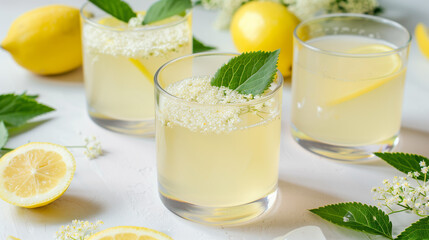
80;2;192;32
293;13;412;57
154;52;284;107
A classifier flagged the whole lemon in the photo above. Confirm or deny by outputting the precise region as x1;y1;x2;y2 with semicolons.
230;2;299;77
1;5;82;75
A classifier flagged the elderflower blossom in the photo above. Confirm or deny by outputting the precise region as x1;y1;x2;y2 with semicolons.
372;165;429;217
84;136;102;159
200;0;380;29
55;220;103;240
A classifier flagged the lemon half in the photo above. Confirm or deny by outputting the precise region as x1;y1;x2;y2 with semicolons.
0;142;75;208
88;226;173;240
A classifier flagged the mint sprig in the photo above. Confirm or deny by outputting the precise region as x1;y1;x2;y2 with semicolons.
143;0;192;25
211;50;280;95
310;202;393;239
375;152;429;181
89;0;213;54
0;94;54;151
312;152;429;239
0;94;54;127
193;36;216;53
396;216;429;240
89;0;136;23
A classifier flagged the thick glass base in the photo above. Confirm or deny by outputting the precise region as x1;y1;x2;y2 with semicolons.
291;125;399;161
89;113;154;136
159;188;277;226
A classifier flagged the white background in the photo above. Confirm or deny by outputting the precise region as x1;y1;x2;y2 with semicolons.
0;0;429;239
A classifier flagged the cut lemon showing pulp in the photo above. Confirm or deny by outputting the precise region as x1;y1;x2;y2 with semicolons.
415;23;429;59
327;44;402;106
0;142;75;208
88;226;173;240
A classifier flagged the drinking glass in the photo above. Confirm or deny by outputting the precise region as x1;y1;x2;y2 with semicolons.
291;14;411;161
80;1;192;135
155;53;283;225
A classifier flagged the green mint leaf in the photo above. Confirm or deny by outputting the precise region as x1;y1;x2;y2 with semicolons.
211;50;280;95
193;36;216;53
89;0;136;23
0;121;8;149
143;0;192;25
374;152;429;181
0;94;54;127
310;202;393;239
396;216;429;240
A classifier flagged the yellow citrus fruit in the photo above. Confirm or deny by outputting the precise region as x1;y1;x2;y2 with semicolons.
0;142;75;208
1;5;82;75
415;23;429;59
230;1;299;77
88;226;173;240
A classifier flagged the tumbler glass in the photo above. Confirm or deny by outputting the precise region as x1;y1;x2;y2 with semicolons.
155;53;283;225
81;1;192;135
291;14;411;161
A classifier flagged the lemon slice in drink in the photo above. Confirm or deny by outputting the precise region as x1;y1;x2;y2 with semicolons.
327;44;402;106
87;226;173;240
0;142;75;208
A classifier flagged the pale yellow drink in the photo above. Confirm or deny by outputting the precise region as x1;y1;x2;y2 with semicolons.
81;11;192;133
292;35;406;146
156;76;282;210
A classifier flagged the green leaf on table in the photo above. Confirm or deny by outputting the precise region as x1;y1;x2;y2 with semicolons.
143;0;192;25
89;0;136;23
0;121;8;149
0;94;54;127
193;36;216;53
374;152;429;181
310;202;393;239
211;50;280;95
396;216;429;240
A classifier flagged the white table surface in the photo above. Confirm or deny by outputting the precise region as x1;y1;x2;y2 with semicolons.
1;0;429;239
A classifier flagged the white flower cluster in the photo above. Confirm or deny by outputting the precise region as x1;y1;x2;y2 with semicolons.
83;15;191;58
55;220;103;240
158;76;278;133
84;136;102;160
372;161;429;217
201;0;380;29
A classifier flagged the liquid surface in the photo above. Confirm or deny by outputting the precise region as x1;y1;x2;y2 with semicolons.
291;35;406;145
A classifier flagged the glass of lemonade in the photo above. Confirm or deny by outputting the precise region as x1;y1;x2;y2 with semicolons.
291;14;411;161
155;53;283;225
80;1;192;135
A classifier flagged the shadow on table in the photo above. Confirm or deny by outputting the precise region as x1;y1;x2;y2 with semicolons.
14;194;103;224
31;67;83;84
224;180;343;233
395;126;429;156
